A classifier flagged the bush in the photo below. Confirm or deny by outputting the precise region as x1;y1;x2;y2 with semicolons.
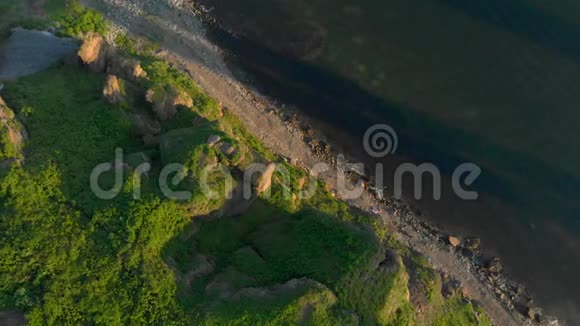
56;0;109;37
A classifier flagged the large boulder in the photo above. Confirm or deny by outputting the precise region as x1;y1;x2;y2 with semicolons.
78;34;147;82
207;135;221;147
256;163;276;194
102;75;126;104
0;98;28;159
0;97;10;117
77;33;109;72
448;236;461;247
146;85;193;120
107;53;147;82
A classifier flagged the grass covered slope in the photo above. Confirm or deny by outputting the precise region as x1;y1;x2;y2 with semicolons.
0;3;491;325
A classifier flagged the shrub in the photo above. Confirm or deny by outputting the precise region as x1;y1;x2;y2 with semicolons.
56;0;109;37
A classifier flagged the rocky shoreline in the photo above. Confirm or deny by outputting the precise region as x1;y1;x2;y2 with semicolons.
81;0;559;324
192;7;557;326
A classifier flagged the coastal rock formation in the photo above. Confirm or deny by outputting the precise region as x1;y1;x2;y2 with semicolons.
78;33;109;72
146;85;193;120
0;97;28;159
256;163;276;194
448;236;462;247
107;53;147;81
102;75;126;104
78;33;147;82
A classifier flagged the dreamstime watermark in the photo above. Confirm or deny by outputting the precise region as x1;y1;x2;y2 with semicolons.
362;124;481;200
90;124;481;202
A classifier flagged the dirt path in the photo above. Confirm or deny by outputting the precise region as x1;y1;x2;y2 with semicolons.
82;1;525;324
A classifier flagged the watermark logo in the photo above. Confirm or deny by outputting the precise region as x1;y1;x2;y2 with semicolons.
363;124;398;157
90;124;481;202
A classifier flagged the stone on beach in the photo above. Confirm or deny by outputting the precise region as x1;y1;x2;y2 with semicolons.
448;236;461;247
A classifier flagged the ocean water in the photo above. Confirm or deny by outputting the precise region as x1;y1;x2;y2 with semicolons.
200;0;580;322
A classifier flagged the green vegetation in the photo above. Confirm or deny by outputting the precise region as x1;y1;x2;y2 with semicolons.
431;297;491;326
3;64;140;211
55;0;109;37
0;108;20;160
0;4;492;325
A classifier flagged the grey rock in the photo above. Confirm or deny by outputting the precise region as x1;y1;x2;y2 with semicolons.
207;134;221;146
220;142;235;156
0;29;79;79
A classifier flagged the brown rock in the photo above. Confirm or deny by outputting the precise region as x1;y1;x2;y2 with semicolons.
171;89;193;108
297;177;306;190
220;142;235;156
256;163;277;193
0;99;28;156
107;54;147;82
526;306;536;320
102;75;125;104
146;85;193;120
133;64;147;79
448;236;461;247
78;33;109;72
5;125;27;149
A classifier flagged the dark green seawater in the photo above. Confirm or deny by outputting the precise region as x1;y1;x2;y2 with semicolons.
200;0;580;322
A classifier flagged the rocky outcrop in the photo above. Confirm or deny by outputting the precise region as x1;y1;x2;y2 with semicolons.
0;97;28;159
107;53;147;81
146;85;193;120
256;163;276;194
78;34;147;82
102;75;126;104
78;33;110;72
